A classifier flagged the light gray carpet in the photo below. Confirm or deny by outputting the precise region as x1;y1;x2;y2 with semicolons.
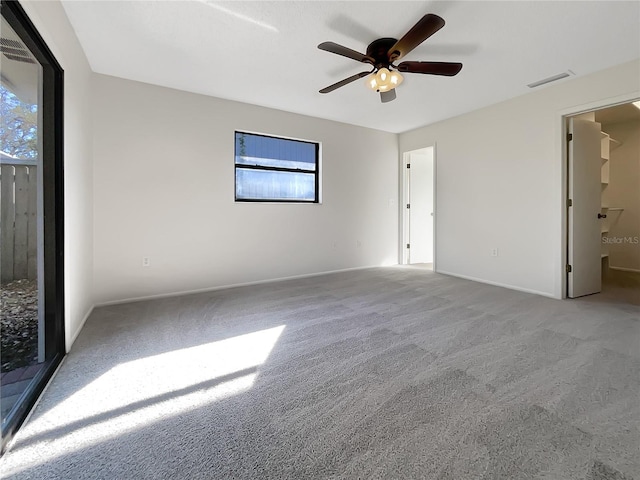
1;267;638;479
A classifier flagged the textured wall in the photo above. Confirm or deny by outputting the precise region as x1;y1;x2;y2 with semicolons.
399;60;640;298
20;0;95;350
92;74;399;304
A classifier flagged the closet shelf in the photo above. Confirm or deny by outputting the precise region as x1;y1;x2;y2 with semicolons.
600;131;621;147
610;137;622;150
607;207;624;212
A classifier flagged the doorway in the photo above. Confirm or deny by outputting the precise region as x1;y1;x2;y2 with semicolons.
565;101;640;303
402;146;435;270
1;0;65;453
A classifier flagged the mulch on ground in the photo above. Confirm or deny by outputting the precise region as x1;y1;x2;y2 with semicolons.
1;279;39;373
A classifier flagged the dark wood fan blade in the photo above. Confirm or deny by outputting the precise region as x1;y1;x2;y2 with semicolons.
380;89;396;103
319;71;372;94
388;14;446;62
318;42;374;64
397;61;463;76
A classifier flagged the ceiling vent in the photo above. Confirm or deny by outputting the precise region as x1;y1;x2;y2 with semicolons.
0;37;35;64
527;71;573;89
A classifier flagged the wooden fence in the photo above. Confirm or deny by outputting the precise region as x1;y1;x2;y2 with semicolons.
0;160;38;284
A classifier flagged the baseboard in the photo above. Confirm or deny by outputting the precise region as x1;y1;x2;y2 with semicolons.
609;266;640;273
95;265;382;307
437;270;558;299
67;304;94;352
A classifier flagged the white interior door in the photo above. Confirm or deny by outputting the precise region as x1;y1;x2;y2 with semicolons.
408;148;434;264
568;117;602;297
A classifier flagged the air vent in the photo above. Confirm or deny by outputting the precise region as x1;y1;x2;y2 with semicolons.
0;37;35;64
527;71;573;89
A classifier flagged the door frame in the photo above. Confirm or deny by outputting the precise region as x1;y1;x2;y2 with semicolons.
558;92;639;299
401;145;437;270
1;0;65;453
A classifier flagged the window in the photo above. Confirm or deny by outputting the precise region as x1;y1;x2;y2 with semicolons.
1;0;65;451
235;132;319;203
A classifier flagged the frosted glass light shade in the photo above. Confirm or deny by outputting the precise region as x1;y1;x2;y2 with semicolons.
389;70;403;87
376;67;390;85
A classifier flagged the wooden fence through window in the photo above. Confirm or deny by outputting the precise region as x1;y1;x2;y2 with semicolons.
0;160;38;284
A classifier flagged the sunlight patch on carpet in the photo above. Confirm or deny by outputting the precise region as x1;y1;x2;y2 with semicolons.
2;325;286;476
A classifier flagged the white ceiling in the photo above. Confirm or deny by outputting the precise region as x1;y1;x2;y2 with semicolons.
60;1;640;134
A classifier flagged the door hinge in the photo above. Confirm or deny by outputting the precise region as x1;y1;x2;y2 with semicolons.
406;163;410;169
567;133;573;142
567;198;573;208
406;243;410;249
566;264;572;273
406;204;410;209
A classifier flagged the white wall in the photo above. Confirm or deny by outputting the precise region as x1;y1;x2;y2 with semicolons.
603;120;640;271
19;0;94;350
399;60;640;298
92;74;398;304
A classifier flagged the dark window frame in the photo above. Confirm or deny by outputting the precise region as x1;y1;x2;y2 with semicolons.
1;0;65;454
234;131;320;203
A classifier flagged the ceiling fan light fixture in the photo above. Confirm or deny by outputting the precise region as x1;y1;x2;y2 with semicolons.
366;68;403;92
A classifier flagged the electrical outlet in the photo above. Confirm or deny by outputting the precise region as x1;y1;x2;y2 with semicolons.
142;256;150;267
491;248;498;257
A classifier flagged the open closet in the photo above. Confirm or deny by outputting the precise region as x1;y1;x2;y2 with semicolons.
567;102;640;301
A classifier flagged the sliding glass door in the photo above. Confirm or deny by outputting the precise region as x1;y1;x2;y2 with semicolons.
0;0;64;452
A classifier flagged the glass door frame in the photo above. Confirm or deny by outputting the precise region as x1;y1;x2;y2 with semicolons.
1;0;65;453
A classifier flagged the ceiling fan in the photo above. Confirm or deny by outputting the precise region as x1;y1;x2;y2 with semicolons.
317;13;462;103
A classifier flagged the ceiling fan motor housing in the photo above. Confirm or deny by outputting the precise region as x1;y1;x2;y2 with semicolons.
366;38;397;68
